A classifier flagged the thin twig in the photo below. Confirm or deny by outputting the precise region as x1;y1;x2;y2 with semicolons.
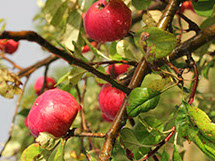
89;60;137;66
0;54;23;70
139;126;176;161
18;55;58;78
64;129;106;140
177;13;201;34
40;64;49;95
187;55;199;105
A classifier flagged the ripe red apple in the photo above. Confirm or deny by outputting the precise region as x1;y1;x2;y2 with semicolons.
0;39;19;54
180;1;195;13
84;0;132;43
99;83;125;120
82;41;98;53
34;76;56;95
27;88;81;138
106;64;129;78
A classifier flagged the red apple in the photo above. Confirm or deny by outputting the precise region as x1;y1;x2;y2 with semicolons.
180;1;195;13
34;76;56;95
0;39;19;54
106;64;129;78
84;0;132;43
82;41;98;53
99;83;125;120
27;88;81;138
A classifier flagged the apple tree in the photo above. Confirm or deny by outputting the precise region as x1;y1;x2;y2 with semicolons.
0;0;215;160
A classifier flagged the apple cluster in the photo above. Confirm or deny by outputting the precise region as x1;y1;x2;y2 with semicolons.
0;39;19;54
26;0;132;137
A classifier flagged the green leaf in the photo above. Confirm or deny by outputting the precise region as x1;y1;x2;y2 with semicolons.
112;139;131;161
48;139;66;161
172;145;182;161
18;108;30;117
131;116;163;159
161;150;170;161
116;40;137;60
187;105;215;143
36;132;60;150
192;0;215;17
43;0;65;23
203;57;215;79
62;9;82;51
175;102;199;140
147;76;172;92
82;35;110;60
55;71;71;86
120;128;144;149
132;0;152;10
50;2;69;28
20;143;51;161
109;41;123;60
68;67;85;85
127;87;160;117
193;133;215;160
0;68;22;99
134;27;177;62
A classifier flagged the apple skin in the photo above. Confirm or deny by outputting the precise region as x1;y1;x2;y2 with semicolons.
99;83;125;120
82;41;98;53
0;39;19;54
27;88;81;138
106;64;129;78
34;76;56;95
180;1;195;13
84;0;132;43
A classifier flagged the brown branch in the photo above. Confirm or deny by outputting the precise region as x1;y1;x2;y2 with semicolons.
0;31;131;94
157;0;180;30
187;55;199;105
89;60;138;66
169;24;215;61
139;126;176;161
99;0;180;160
64;128;106;140
18;55;58;78
40;64;49;95
99;57;149;161
177;13;201;34
0;54;23;70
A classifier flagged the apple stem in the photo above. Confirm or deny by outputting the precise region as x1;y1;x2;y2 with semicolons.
98;3;105;10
